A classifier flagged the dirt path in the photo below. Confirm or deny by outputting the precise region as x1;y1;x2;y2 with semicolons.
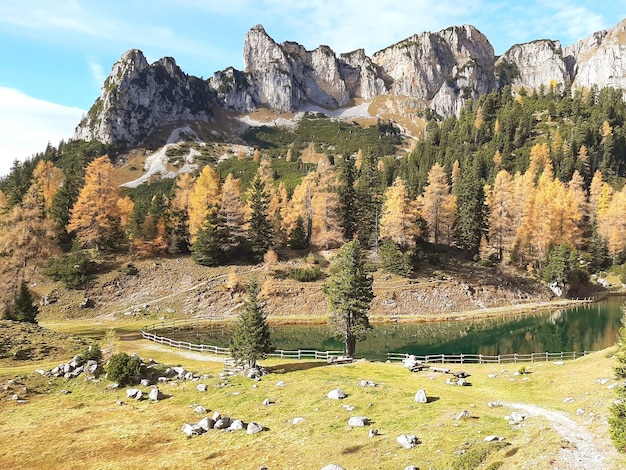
506;403;617;469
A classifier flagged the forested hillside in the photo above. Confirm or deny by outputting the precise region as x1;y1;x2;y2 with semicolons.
1;85;625;312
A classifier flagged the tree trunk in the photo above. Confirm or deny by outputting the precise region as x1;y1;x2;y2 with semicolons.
345;334;356;358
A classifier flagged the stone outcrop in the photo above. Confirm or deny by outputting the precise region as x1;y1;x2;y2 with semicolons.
76;19;626;147
75;49;214;146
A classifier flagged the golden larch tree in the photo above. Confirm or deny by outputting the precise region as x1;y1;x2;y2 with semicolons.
219;173;247;252
32;160;63;214
487;169;515;259
379;177;419;249
188;165;221;241
67;155;122;250
419;163;456;245
598;187;626;260
310;162;344;250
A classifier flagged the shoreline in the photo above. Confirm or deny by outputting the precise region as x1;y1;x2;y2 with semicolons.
180;295;612;328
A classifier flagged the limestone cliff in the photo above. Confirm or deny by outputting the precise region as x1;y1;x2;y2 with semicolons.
76;19;626;147
75;49;214;145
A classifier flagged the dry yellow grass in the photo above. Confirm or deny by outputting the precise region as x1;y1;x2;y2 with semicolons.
1;319;625;469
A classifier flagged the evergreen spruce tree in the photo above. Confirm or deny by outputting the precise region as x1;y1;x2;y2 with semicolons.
247;175;274;262
287;215;308;249
379;238;413;278
323;240;374;357
454;168;487;255
354;149;382;248
229;277;273;368
336;154;358;240
191;209;227;266
7;281;39;323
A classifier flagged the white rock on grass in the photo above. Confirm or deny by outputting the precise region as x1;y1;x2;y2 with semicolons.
348;416;370;427
397;434;420;449
246;422;263;434
414;389;428;403
327;389;347;400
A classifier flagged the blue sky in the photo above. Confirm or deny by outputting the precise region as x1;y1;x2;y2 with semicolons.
1;0;625;177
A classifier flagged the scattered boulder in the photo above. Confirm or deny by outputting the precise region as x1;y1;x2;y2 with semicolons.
455;410;471;420
228;419;245;431
140;379;151;387
320;465;344;470
126;388;142;400
79;297;94;309
357;380;377;387
484;435;505;442
246;422;263;434
348;416;370;427
276;380;285;387
369;428;379;437
105;383;120;391
397;434;420;449
290;417;305;425
193;405;207;414
414;389;428;403
197;417;214;431
403;355;422;370
445;377;468;386
181;423;203;437
327;389;347;400
148;387;164;401
487;401;501;408
214;417;232;430
342;405;355;411
262;398;274;406
196;384;208;392
507;411;525;425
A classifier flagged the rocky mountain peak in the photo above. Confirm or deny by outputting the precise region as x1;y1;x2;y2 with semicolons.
76;19;626;147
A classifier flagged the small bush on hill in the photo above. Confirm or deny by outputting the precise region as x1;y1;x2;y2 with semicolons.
44;250;95;289
105;352;143;386
81;344;103;363
289;266;321;282
379;238;413;278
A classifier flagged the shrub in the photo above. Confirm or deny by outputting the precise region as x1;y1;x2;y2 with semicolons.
44;250;95;289
289;266;321;282
105;352;143;386
119;263;139;276
379;239;413;278
81;344;103;363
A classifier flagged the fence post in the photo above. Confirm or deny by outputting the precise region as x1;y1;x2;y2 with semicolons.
479;354;483;364
514;353;517;363
545;352;548;361
460;353;464;364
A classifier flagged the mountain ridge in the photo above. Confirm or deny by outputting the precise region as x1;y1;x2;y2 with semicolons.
75;18;626;148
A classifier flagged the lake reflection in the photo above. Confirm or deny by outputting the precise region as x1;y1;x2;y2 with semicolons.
165;296;625;361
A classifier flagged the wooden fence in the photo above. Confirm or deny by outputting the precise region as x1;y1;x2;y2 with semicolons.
142;319;593;364
386;351;593;364
141;319;343;360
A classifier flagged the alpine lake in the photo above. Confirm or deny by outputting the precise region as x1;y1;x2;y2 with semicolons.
161;296;626;361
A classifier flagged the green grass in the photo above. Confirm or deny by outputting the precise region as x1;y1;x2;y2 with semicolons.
1;320;626;469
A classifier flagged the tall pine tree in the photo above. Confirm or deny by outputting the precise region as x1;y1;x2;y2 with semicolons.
229;277;273;368
454;167;487;255
247;175;273;262
323;240;374;357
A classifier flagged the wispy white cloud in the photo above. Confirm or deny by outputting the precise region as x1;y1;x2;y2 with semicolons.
0;0;217;59
0;87;84;177
87;58;106;91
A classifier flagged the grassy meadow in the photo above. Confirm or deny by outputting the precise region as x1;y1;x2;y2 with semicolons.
1;319;625;469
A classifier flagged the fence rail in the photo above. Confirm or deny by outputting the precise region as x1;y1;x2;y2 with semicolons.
386;351;593;364
141;318;344;360
142;319;593;364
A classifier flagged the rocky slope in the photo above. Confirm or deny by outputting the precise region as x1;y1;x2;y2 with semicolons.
75;19;626;147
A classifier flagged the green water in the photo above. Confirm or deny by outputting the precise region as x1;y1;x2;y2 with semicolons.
164;296;625;361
